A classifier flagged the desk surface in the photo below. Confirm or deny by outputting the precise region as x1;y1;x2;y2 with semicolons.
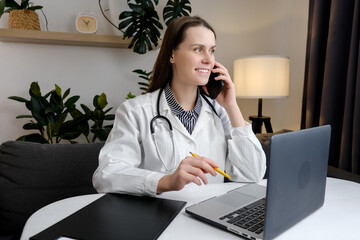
21;178;360;240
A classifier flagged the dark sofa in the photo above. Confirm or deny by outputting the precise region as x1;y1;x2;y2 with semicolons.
0;141;104;240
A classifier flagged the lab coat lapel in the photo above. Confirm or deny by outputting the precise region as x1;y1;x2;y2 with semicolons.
190;97;213;138
152;89;192;139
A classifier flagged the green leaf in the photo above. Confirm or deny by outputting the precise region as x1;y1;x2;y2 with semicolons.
163;0;191;26
93;95;99;108
27;6;43;10
15;114;33;119
16;133;49;144
30;82;41;96
80;104;91;114
97;93;108;110
44;106;56;114
0;0;5;19
104;107;113;114
29;96;49;126
138;82;149;87
5;0;20;8
50;91;62;107
93;108;105;120
119;0;163;54
140;87;148;92
53;112;67;136
63;88;71;100
23;122;41;130
20;0;29;8
58;130;81;140
118;18;133;31
126;92;136;99
104;114;115;120
80;104;90;113
43;90;53;99
69;108;83;119
55;84;61;97
64;95;80;107
132;69;146;74
92;128;111;141
8;96;28;102
62;111;90;139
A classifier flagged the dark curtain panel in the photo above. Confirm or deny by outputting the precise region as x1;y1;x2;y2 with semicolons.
301;0;360;174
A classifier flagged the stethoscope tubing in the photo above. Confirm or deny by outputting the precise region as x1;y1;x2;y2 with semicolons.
150;87;218;171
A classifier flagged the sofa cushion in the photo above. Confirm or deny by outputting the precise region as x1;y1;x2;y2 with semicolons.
0;141;104;237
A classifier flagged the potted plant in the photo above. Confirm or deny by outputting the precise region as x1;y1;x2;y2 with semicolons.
0;0;45;30
8;82;115;144
99;0;192;54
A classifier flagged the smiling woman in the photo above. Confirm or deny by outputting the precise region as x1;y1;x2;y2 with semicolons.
92;16;267;197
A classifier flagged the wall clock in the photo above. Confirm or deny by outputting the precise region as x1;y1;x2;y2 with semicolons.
76;11;98;34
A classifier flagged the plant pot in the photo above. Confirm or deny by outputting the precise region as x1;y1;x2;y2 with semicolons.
8;9;41;30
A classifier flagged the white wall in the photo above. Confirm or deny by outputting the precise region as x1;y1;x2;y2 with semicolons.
0;0;309;143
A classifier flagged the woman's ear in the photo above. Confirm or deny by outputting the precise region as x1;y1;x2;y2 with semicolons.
170;52;175;63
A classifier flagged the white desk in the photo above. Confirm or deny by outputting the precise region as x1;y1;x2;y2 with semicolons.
21;178;360;240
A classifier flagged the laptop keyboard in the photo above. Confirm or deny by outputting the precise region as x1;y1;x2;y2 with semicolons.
219;198;266;234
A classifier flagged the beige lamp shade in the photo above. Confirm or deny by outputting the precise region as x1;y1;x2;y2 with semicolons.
234;55;290;98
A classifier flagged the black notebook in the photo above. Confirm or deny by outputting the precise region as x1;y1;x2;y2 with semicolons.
30;193;187;240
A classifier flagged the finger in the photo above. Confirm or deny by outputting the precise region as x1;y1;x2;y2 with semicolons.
175;168;202;187
188;157;217;177
214;61;229;74
180;160;211;184
187;166;209;184
214;61;225;69
192;156;219;169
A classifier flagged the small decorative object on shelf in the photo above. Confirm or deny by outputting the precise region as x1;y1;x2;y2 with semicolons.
9;9;40;30
76;10;98;34
0;0;44;30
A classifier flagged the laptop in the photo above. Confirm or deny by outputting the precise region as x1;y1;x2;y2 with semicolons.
186;125;331;240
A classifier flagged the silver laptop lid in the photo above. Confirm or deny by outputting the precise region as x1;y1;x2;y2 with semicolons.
263;125;331;239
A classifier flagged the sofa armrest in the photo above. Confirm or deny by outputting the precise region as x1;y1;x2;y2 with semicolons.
0;141;104;237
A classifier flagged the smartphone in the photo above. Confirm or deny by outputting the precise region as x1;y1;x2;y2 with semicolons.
200;66;224;99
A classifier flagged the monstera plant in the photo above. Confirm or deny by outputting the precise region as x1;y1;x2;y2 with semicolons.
8;82;114;144
99;0;192;54
126;69;153;99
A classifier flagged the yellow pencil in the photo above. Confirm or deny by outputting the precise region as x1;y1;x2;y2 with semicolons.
189;152;232;180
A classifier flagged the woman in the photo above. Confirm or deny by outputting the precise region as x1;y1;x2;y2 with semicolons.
93;16;266;196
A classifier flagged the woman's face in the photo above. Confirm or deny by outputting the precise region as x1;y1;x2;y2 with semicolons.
170;26;216;88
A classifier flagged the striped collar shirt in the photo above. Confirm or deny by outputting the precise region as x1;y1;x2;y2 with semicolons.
164;84;202;135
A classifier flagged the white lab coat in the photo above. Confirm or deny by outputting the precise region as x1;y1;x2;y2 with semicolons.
93;89;266;196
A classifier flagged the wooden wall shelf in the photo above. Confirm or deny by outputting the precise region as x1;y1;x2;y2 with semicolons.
0;28;131;48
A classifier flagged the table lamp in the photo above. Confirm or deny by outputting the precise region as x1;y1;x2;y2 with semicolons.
234;55;289;133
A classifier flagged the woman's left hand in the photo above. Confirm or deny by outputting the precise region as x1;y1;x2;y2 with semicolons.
211;61;237;110
211;61;247;127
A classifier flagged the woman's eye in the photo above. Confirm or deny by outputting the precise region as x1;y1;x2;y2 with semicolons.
194;48;201;53
210;49;215;54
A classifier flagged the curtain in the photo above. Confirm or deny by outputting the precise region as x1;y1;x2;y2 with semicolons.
301;0;360;174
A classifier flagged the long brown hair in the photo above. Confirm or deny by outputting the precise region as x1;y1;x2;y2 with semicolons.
147;16;216;92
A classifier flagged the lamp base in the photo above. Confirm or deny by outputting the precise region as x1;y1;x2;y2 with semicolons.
249;115;273;134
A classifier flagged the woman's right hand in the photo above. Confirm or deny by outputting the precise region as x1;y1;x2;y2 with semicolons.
157;155;219;193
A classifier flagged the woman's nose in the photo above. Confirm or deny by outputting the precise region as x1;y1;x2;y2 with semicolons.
202;51;212;64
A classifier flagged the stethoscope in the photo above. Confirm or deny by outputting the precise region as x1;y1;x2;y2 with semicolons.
150;87;218;171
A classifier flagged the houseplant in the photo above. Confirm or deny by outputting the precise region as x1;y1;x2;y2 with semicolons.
8;82;114;144
0;0;46;30
99;0;192;54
